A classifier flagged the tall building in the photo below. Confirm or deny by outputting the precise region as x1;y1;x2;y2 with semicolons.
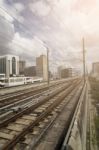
19;60;26;75
24;66;36;77
0;55;19;77
61;68;72;78
92;62;99;76
57;66;65;78
36;55;48;81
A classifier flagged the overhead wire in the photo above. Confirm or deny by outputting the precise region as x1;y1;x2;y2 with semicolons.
0;3;82;70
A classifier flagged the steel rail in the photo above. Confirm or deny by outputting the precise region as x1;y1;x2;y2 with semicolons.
0;79;79;128
0;79;71;108
1;80;81;150
0;81;73;118
0;81;68;112
0;79;70;100
30;83;83;149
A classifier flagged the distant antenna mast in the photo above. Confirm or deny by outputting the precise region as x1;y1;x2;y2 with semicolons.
82;38;86;83
47;47;49;85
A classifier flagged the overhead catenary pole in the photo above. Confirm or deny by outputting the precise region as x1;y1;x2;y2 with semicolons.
43;41;50;86
47;47;49;86
82;38;86;83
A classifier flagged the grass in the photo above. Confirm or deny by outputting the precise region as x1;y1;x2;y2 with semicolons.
89;76;99;147
89;77;99;102
94;117;99;147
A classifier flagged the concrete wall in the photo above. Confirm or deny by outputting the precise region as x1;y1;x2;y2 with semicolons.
67;85;88;150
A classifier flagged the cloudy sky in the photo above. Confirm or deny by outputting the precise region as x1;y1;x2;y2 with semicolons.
0;0;99;72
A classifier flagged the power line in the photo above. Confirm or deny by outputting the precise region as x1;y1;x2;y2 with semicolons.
0;6;35;38
0;4;83;71
0;4;78;67
0;3;75;44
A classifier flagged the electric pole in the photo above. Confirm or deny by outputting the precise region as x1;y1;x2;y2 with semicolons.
82;38;86;83
43;41;50;86
47;47;49;86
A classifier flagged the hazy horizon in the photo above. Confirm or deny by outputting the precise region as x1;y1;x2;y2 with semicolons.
0;0;99;72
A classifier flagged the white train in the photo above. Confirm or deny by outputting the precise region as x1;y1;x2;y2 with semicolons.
0;74;6;87
0;75;43;87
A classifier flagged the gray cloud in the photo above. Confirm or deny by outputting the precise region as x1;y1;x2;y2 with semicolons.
0;16;14;55
0;0;99;71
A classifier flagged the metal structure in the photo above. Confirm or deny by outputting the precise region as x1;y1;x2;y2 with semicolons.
82;38;86;83
0;78;81;150
61;82;87;150
47;47;50;86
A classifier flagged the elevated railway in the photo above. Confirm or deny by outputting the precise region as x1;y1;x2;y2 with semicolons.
0;79;71;108
0;79;76;122
0;78;83;150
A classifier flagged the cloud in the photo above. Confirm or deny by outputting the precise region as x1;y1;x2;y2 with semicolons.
0;0;99;71
0;16;14;55
13;3;24;12
72;0;97;13
2;1;25;23
29;1;51;17
0;7;13;22
9;32;47;65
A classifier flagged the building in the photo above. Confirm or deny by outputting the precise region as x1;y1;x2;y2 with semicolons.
57;66;65;78
92;62;99;76
24;66;36;77
72;68;81;77
61;68;72;78
19;60;26;75
0;55;19;77
36;55;48;81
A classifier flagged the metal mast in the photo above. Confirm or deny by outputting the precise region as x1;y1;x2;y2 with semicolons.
47;47;49;85
82;38;86;83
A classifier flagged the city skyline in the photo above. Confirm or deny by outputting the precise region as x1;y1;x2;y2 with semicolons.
0;2;99;148
0;0;99;71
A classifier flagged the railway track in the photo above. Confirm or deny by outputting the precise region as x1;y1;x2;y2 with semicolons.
0;79;81;150
0;80;75;122
0;79;78;123
0;78;76;99
0;79;69;99
33;81;86;150
0;79;71;108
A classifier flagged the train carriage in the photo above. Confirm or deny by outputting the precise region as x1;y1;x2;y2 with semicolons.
5;77;25;87
0;74;6;87
0;75;43;87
